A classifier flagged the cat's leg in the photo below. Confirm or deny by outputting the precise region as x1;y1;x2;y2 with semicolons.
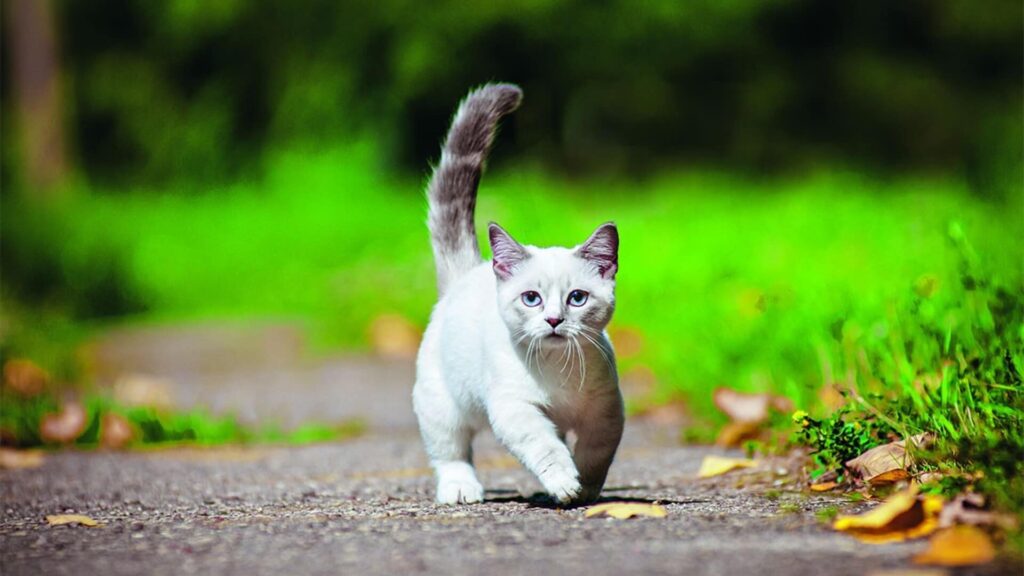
487;393;581;504
413;374;484;505
572;390;625;502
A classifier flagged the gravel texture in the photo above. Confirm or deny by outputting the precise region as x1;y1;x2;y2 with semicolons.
3;333;1020;575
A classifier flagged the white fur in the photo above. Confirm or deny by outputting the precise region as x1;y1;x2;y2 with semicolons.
413;240;624;505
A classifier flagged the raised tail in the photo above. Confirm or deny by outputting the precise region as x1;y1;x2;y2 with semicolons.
426;83;523;295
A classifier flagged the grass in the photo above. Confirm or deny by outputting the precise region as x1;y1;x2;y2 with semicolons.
2;141;1022;483
792;226;1024;514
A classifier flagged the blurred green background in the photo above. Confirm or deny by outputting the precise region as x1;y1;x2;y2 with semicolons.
2;0;1022;422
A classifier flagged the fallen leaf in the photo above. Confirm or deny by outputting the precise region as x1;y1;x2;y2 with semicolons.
585;502;667;519
46;514;101;527
698;455;758;478
40;402;88;444
113;374;175;410
713;388;792;424
368;314;421;360
715;421;762;447
3;359;49;397
833;485;942;544
607;327;644;359
845;433;933;485
810;481;838;492
0;448;45;469
913;526;995;566
100;413;135;449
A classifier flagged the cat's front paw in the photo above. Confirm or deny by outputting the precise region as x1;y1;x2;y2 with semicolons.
542;470;582;505
436;477;485;505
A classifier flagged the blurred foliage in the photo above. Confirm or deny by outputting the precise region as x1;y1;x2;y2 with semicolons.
0;391;366;448
1;0;1020;190
2;144;1021;406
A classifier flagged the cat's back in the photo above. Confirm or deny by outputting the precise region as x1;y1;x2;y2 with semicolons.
424;262;503;372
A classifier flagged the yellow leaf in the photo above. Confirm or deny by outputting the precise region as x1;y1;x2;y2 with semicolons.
810;481;838;492
833;486;943;544
46;514;101;527
0;448;44;469
698;455;758;478
585;502;668;519
912;526;995;566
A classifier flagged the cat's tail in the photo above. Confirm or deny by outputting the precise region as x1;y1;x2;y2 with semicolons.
426;83;523;295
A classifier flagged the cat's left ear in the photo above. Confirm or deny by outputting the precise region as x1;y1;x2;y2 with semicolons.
576;222;618;279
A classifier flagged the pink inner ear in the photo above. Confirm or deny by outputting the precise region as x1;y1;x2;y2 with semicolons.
578;224;618;279
493;260;513;280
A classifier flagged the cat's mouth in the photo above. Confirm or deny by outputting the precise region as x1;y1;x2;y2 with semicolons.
545;332;566;340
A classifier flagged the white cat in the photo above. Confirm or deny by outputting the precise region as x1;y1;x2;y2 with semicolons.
413;84;624;505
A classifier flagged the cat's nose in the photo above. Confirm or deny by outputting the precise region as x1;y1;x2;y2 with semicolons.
545;317;564;329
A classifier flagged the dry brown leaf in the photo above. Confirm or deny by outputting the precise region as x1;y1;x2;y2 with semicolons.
698;455;758;478
368;314;421;360
833;485;943;544
585;502;667;519
810;481;838;492
0;448;45;469
715;421;762;447
46;514;101;527
40;402;88;444
3;359;49;396
100;413;135;449
607;327;644;359
845;433;933;485
913;526;995;566
712;387;792;424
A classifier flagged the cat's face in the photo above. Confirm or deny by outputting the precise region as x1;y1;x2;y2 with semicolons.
489;223;618;351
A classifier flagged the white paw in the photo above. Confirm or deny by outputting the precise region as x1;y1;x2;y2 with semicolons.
542;469;582;504
436;477;485;505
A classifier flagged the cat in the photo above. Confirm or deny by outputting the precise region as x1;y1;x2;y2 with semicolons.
413;83;623;505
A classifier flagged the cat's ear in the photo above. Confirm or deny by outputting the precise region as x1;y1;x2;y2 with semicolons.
576;222;618;279
488;222;528;281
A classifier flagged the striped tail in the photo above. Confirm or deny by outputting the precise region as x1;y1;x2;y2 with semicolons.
426;83;523;295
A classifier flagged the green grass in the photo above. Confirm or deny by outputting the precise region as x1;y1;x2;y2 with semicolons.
2;141;1022;476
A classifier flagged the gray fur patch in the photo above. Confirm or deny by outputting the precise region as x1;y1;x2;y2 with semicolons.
427;84;523;294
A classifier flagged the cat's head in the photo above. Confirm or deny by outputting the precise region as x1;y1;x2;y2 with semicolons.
488;222;618;348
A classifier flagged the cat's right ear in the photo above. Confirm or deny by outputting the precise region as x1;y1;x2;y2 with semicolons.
488;222;528;281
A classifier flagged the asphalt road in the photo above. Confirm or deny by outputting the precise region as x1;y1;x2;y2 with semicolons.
2;327;1020;575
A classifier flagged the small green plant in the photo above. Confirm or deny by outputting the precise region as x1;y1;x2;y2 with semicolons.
792;408;894;479
814;506;840;523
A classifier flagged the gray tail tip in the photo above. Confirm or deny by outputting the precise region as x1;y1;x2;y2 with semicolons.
466;83;523;115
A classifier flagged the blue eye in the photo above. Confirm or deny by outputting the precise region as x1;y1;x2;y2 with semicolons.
521;291;543;307
567;290;589;307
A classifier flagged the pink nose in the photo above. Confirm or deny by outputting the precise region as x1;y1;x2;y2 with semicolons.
545;317;564;329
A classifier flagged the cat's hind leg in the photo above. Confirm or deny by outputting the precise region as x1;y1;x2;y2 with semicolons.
413;372;484;505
